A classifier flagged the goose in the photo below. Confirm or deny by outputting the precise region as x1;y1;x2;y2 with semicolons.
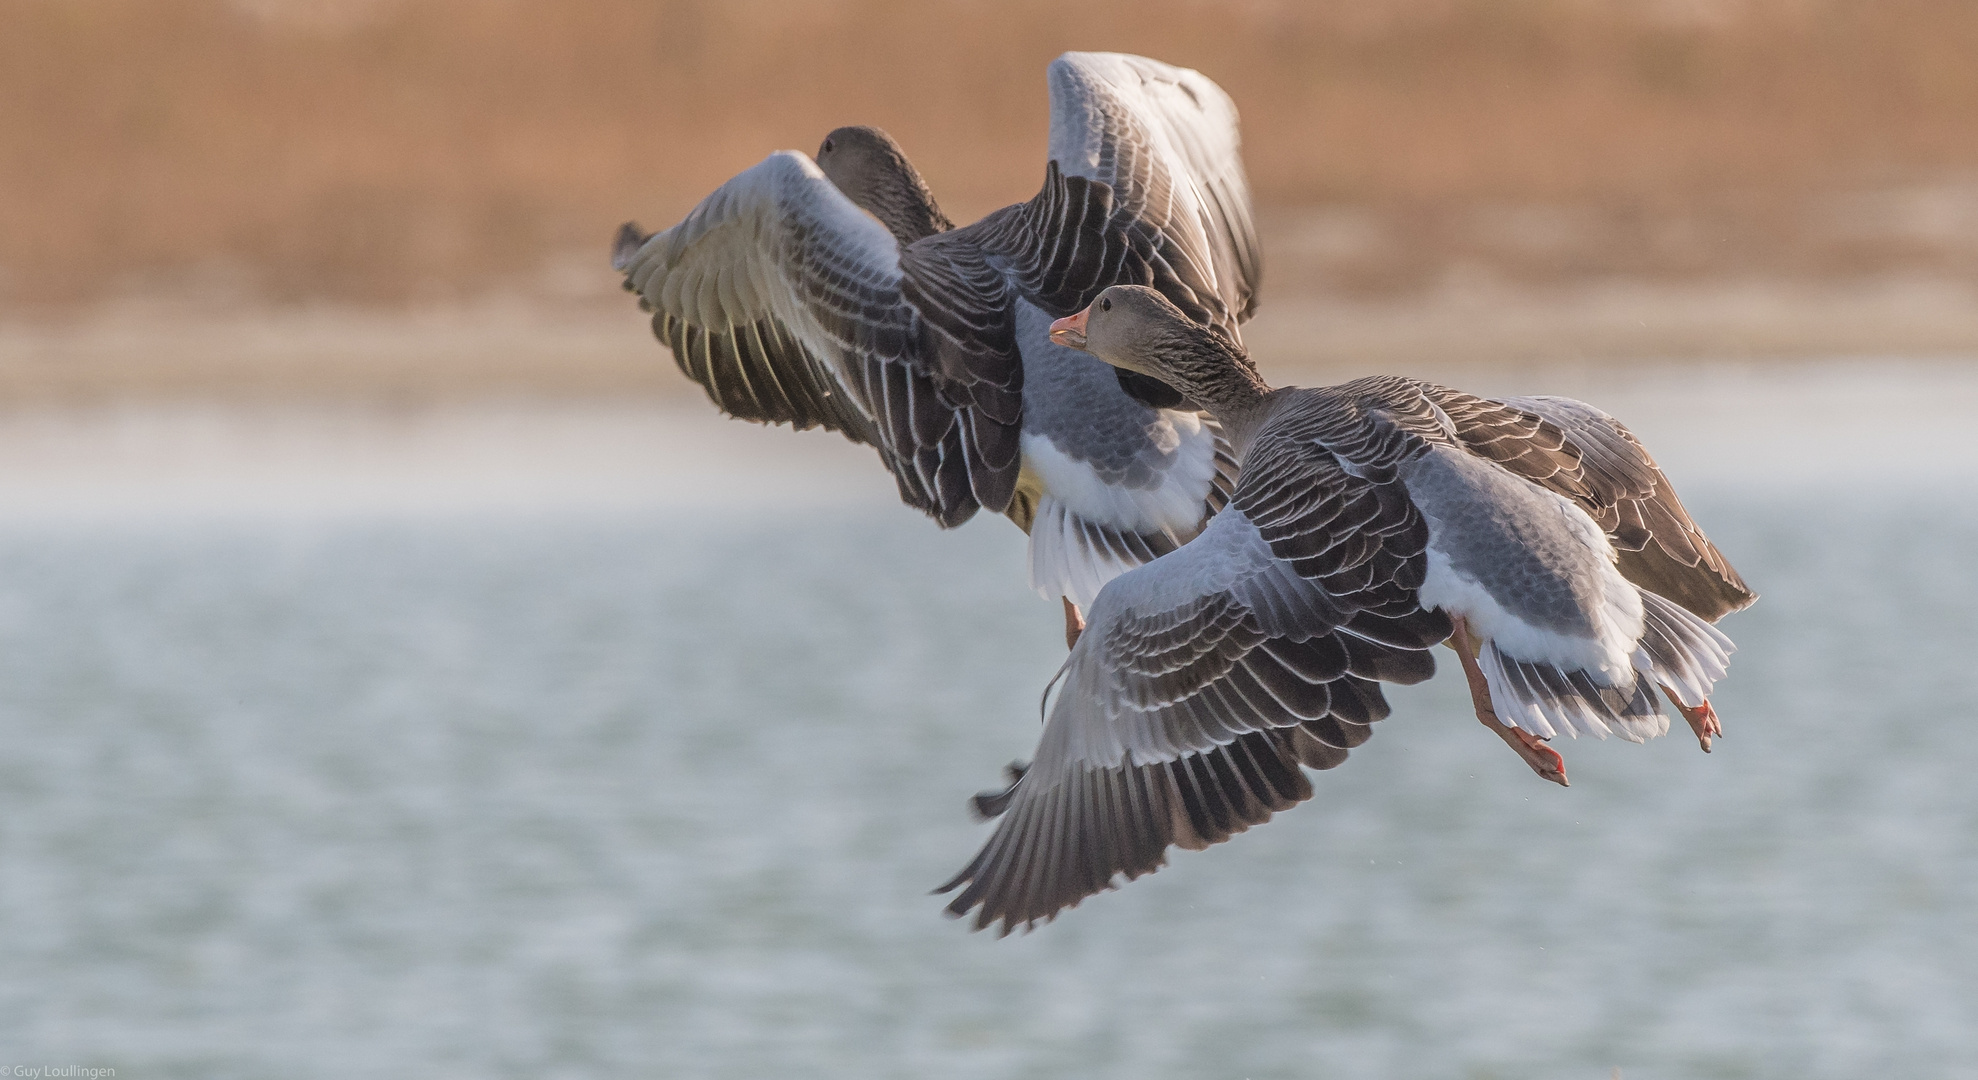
939;285;1755;933
613;53;1258;645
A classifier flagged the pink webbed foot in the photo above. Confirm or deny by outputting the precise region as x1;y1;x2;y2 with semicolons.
1448;614;1569;787
1662;688;1723;752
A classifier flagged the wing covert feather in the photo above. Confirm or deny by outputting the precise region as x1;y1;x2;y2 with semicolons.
1424;387;1755;620
1048;52;1261;333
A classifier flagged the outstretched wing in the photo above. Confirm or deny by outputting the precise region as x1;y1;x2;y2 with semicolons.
939;413;1452;934
618;151;1120;526
617;151;969;520
1424;387;1756;621
1048;52;1262;334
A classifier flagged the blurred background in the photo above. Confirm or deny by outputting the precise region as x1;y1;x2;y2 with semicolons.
3;2;1977;1078
7;0;1978;388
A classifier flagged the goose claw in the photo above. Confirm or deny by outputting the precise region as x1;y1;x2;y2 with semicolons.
1448;614;1570;787
1662;689;1722;752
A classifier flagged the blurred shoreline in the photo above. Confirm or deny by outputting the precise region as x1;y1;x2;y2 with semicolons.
4;271;1975;403
1;337;1973;526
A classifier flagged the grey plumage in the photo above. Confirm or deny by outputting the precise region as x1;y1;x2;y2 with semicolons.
1438;392;1755;620
1402;445;1612;636
941;374;1751;934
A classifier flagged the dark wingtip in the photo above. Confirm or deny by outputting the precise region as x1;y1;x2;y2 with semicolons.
932;864;973;897
968;791;1011;821
611;221;650;272
966;760;1027;821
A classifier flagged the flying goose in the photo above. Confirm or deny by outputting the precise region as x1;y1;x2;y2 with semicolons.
613;53;1259;644
939;285;1755;933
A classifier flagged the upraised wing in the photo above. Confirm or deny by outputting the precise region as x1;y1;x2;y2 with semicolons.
617;151;1122;526
939;411;1452;933
1048;52;1262;334
1424;388;1756;621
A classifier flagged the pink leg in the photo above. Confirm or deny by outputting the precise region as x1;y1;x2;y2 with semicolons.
1063;597;1086;650
1661;686;1723;752
1448;615;1569;787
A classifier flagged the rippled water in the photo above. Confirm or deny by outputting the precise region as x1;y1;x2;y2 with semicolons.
0;364;1975;1079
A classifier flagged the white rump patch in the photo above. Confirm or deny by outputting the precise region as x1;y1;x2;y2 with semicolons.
1417;540;1643;681
1021;412;1220;608
1018;414;1218;537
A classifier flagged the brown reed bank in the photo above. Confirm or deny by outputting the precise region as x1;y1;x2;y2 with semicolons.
6;0;1978;312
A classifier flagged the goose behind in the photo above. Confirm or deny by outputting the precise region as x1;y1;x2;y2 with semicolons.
614;54;1261;646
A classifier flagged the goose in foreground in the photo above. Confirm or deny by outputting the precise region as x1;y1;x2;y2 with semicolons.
613;53;1257;644
939;285;1755;933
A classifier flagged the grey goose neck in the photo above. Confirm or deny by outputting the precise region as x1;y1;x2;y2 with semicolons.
815;125;955;246
1081;286;1276;454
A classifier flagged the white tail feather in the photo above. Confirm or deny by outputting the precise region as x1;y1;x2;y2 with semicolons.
1477;589;1734;744
1633;591;1735;708
1028;495;1160;610
1480;642;1665;744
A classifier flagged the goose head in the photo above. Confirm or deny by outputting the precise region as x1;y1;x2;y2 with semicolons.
815;125;955;245
1049;285;1265;410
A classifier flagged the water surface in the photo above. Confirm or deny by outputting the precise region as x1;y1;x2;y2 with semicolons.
0;364;1973;1079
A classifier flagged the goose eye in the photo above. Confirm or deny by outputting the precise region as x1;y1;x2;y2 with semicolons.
1100;297;1112;312
821;138;835;153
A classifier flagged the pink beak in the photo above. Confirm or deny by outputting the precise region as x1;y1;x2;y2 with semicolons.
1048;308;1090;349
